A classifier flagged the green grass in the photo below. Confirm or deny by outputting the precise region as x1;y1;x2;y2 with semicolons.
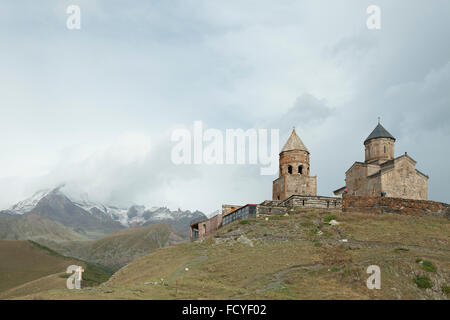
312;240;322;247
323;215;337;223
28;240;65;258
268;215;288;220
394;247;410;252
421;260;437;273
82;262;112;286
414;275;433;289
239;220;250;225
442;285;450;294
330;267;340;272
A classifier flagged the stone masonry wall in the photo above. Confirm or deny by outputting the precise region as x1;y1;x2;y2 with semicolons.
258;195;342;215
282;195;342;209
342;195;449;217
273;175;317;201
380;157;428;200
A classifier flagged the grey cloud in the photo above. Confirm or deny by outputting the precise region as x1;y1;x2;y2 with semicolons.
1;1;450;212
271;94;334;136
384;61;450;133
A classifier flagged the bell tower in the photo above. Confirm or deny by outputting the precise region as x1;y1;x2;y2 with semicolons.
272;129;317;201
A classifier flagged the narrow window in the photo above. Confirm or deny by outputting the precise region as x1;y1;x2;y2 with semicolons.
302;200;305;206
384;146;386;153
288;165;292;174
298;165;303;174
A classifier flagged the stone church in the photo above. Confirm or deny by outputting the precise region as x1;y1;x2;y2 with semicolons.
334;121;429;200
272;129;317;200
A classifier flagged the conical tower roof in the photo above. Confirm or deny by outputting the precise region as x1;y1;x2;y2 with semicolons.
281;129;309;153
364;122;395;143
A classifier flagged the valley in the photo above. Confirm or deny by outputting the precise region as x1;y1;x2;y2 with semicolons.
0;186;206;297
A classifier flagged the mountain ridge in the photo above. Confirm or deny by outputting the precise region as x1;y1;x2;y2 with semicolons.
1;186;208;237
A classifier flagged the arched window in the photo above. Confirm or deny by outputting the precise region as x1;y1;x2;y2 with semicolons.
384;146;386;153
298;165;303;174
288;165;292;174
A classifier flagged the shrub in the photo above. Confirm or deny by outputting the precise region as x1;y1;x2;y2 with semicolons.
323;215;337;223
239;220;250;225
394;247;409;252
442;285;450;294
421;260;437;273
330;267;340;272
312;240;322;247
414;275;433;289
415;258;423;263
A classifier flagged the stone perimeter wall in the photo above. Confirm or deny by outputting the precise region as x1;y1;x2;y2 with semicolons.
257;195;342;215
342;195;450;218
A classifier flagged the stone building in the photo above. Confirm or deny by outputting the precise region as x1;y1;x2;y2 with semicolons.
190;196;342;240
190;213;223;241
334;121;428;200
272;129;317;200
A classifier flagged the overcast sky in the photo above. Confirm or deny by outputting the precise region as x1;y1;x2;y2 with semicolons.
0;0;449;214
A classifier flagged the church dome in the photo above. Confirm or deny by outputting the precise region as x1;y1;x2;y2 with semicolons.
364;123;395;144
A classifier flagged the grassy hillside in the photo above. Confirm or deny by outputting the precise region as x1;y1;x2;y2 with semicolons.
0;214;88;242
40;223;186;271
7;210;450;300
0;240;111;299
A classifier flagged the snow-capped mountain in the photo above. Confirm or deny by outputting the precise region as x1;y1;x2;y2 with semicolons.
73;197;130;227
2;186;208;236
8;189;53;215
